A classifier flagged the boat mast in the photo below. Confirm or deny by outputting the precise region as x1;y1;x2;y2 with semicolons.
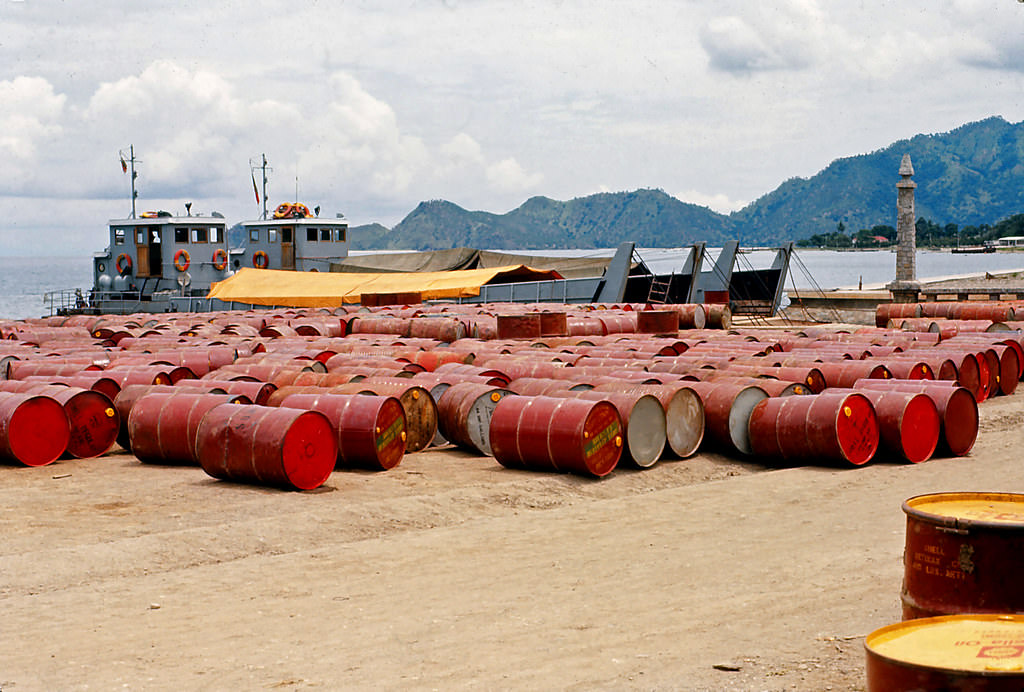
120;145;139;219
261;154;269;220
251;154;271;220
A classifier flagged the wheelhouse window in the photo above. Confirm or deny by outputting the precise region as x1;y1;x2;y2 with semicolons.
281;227;293;243
190;227;208;243
320;228;331;241
249;228;260;242
114;228;126;245
136;229;146;244
334;228;346;242
174;227;189;243
209;227;223;243
307;228;318;242
268;228;278;243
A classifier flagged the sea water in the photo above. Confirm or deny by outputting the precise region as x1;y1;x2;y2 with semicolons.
2;250;1023;321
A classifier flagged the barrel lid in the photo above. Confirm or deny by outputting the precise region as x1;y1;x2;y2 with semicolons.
580;401;622;477
866;614;1024;674
904;492;1024;529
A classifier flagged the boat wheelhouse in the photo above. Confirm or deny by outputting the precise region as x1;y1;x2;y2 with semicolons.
88;213;232;314
238;204;349;273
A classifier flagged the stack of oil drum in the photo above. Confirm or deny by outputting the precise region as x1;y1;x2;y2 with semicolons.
0;299;1018;493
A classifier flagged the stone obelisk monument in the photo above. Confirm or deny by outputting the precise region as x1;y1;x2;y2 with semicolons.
887;153;921;303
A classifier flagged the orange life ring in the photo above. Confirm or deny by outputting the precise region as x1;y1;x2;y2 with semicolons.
273;203;294;219
212;248;229;271
116;253;133;275
174;249;191;272
253;250;269;269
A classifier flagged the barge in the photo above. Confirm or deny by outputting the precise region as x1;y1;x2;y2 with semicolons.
46;152;794;317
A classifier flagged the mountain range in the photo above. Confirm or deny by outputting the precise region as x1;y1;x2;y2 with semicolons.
343;115;1024;250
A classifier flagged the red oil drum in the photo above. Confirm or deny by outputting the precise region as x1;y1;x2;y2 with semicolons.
436;383;516;456
176;379;276;406
842;389;939;463
703;304;732;329
277;392;406;470
331;382;436;453
875;302;923;328
0;381;118;459
748;392;879;466
489;395;623;477
195;404;337;490
129;392;249;464
506;377;591;396
685;381;768;456
30;373;122;402
672;304;707;330
626;382;708;458
853;379;979;457
814;361;892;388
865;614;1024;691
47;386;119;459
902;492;1024;620
496;314;542;340
571;390;666;468
0;391;70;466
636;310;679;335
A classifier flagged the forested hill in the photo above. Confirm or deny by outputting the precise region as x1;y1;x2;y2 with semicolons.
344;116;1024;250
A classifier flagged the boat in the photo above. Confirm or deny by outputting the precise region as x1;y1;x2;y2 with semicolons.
46;151;794;318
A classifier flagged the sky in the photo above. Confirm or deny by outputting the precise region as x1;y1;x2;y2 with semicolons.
2;0;1024;256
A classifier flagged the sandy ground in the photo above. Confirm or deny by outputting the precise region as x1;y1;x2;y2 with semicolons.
2;389;1023;691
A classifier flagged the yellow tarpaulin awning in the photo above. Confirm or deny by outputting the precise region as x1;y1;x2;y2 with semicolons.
206;265;565;307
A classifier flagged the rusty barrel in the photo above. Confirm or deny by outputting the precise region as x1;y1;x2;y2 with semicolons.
0;391;70;466
571;390;666;468
595;382;705;459
44;386;119;459
813;360;892;388
129;392;249;464
835;388;939;463
506;377;592;396
331;382;436;453
875;302;922;328
853;379;978;457
685;381;768;456
901;492;1024;620
489;395;622;477
636;310;679;335
175;379;277;405
195;404;337;490
748;391;879;466
28;373;123;403
436;383;515;455
113;384;233;453
277;392;406;470
865;614;1024;691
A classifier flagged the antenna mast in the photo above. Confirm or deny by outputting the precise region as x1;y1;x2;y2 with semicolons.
261;154;269;220
250;154;272;219
120;145;140;219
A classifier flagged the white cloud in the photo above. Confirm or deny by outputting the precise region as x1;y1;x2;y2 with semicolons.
486;157;544;193
0;75;65;160
676;190;749;215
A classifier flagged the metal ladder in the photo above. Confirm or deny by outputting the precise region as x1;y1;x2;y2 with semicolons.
647;272;673;304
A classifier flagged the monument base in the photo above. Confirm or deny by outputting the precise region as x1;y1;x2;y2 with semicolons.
887;280;921;304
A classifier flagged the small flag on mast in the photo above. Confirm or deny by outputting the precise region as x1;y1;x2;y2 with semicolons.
120;155;128;173
251;170;260;204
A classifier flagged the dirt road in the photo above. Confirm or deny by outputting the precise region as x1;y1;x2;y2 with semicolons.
2;390;1022;691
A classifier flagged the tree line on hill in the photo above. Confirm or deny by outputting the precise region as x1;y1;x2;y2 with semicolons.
796;213;1024;249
